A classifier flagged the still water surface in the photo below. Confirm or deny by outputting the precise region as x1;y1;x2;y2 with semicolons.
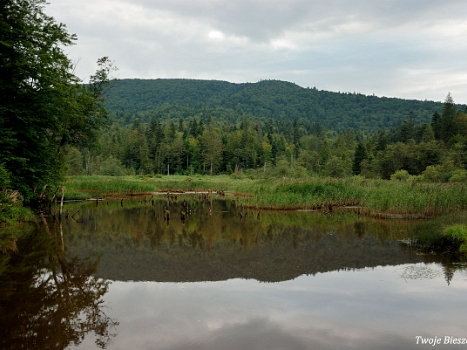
1;197;466;349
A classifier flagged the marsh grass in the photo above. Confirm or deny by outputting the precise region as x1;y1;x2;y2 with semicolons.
64;175;467;217
64;176;157;198
443;225;467;253
411;211;467;253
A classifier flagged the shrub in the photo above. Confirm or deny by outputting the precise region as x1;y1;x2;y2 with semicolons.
421;165;442;182
449;169;467;183
292;165;308;179
390;169;411;181
277;159;291;177
325;156;349;178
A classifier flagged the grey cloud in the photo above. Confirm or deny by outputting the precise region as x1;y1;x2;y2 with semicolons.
129;0;467;41
46;0;467;102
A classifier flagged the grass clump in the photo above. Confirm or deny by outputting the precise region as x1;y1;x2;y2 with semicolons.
443;225;467;253
411;212;467;254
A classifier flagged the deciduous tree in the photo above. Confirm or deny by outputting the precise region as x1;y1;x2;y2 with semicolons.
0;0;115;199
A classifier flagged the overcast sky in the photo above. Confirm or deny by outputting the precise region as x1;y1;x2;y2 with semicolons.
47;0;467;104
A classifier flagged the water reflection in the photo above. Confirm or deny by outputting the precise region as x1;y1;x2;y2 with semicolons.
0;230;118;349
77;266;467;350
60;197;467;284
3;198;467;350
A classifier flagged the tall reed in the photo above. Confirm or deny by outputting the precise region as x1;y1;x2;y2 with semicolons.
64;175;467;217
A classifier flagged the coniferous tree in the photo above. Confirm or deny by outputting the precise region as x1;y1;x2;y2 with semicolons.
293;119;300;159
440;93;457;142
352;142;367;175
420;124;435;143
267;122;277;165
431;111;442;140
178;118;184;133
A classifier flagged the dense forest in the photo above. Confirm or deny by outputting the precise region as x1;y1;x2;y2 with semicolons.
66;83;467;183
103;78;459;132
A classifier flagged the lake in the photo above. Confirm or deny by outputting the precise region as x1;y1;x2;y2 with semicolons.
1;196;466;349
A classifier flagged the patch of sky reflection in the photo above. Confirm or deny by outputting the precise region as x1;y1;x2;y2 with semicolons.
75;263;467;350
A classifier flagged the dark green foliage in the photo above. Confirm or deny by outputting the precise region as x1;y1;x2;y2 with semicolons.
1;0;75;198
398;112;416;143
0;164;10;189
431;111;442;140
439;93;458;142
293;119;300;158
103;79;465;133
0;0;113;200
65;92;467;182
352;142;367;175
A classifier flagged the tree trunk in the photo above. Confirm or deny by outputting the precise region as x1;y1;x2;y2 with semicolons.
59;187;65;220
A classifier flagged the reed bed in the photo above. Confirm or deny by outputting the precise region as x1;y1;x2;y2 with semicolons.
410;211;467;253
64;175;467;217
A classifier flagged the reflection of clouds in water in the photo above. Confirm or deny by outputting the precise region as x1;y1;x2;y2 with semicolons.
459;269;467;279
150;317;412;350
452;262;467;278
77;265;467;350
164;318;309;350
399;263;443;280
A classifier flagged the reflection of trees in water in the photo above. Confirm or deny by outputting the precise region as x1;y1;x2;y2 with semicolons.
60;198;467;284
456;263;467;282
399;262;467;285
398;245;467;285
400;264;443;280
58;199;422;282
0;229;118;349
68;198;368;250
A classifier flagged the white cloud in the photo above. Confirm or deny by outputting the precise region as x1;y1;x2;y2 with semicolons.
208;30;225;40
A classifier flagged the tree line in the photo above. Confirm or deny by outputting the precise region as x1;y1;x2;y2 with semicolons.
65;93;467;183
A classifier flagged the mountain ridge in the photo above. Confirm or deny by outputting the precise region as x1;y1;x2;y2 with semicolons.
103;78;465;132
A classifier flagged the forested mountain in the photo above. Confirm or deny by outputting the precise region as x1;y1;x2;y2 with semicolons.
104;79;462;132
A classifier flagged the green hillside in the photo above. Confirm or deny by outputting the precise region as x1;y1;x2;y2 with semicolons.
103;79;460;132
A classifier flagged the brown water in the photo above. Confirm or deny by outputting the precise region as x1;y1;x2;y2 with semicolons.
1;197;466;349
